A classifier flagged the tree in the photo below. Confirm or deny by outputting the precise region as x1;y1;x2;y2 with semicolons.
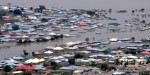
39;5;46;12
74;53;84;58
51;62;57;70
87;11;95;16
13;9;22;15
29;7;33;10
68;58;75;65
85;38;89;43
53;35;59;40
124;61;128;67
0;31;2;35
108;66;116;71
12;25;19;30
3;65;12;75
7;3;11;8
141;8;145;12
131;37;135;42
108;9;112;13
115;59;120;65
100;64;108;71
21;7;24;11
60;34;64;39
41;18;48;22
132;10;135;13
0;10;6;20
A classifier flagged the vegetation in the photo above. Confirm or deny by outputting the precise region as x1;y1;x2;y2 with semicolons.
13;9;22;15
3;65;12;72
68;58;75;65
12;25;20;30
74;53;84;58
0;21;9;25
108;9;112;13
131;37;135;42
41;18;48;22
86;10;95;16
85;38;89;43
100;64;108;71
38;5;46;12
115;59;120;65
51;62;58;70
0;10;6;20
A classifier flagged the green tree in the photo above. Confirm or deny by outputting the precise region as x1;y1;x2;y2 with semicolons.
108;9;112;13
7;3;11;8
132;10;135;13
0;10;6;20
13;9;22;15
85;38;89;43
12;25;20;30
3;65;12;75
39;5;46;12
60;34;64;39
141;8;145;12
131;37;135;42
29;7;33;10
124;61;128;67
68;58;75;65
74;53;84;58
100;64;108;71
41;18;48;22
87;11;95;16
108;66;116;71
51;62;57;70
115;59;120;65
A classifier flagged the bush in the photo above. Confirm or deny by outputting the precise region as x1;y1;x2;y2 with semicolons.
3;65;12;72
68;58;75;65
0;10;6;20
87;11;95;16
12;25;20;30
41;18;48;22
100;64;108;71
39;5;46;12
13;9;22;15
51;62;57;70
74;53;84;58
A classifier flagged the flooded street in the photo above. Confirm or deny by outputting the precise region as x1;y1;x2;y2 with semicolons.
0;0;150;59
0;0;150;9
0;26;149;59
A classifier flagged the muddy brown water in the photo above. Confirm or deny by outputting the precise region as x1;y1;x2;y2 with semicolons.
0;0;150;59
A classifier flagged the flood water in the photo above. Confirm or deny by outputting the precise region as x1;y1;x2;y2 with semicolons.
0;0;150;9
0;0;150;59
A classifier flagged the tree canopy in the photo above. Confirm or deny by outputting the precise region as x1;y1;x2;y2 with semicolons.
0;10;6;20
13;9;22;15
39;5;46;12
